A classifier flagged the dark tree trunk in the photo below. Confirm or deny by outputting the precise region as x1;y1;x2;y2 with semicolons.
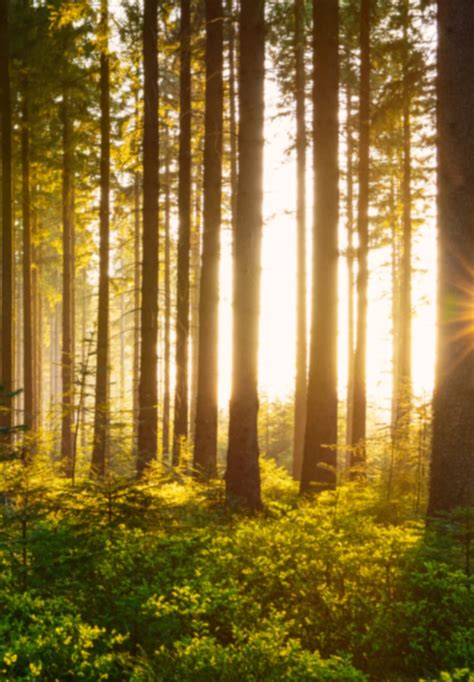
132;169;140;454
345;78;355;459
91;0;110;477
162;127;171;460
22;38;34;433
137;0;159;475
428;0;474;514
292;0;307;481
189;182;201;441
0;0;13;443
173;0;192;466
61;92;75;475
194;0;224;479
350;0;370;474
226;0;265;510
300;0;339;493
394;0;412;435
227;0;237;236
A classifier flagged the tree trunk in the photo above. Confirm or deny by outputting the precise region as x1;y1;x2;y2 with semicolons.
137;0;159;475
350;0;370;476
292;0;307;481
428;0;474;514
22;45;34;433
91;0;110;477
300;0;339;493
173;0;192;466
61;92;75;475
194;0;224;479
190;181;201;440
394;0;412;435
227;0;237;236
0;0;13;444
345;78;355;462
226;0;265;510
162;127;171;461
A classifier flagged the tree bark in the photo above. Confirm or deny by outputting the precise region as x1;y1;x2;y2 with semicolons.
173;0;192;466
137;0;159;475
227;0;237;236
350;0;370;476
292;0;307;481
61;92;75;475
194;0;224;479
190;181;201;441
226;0;265;510
300;0;339;493
91;0;110;477
345;78;355;461
394;0;412;435
0;0;13;444
428;0;474;514
162;126;171;461
22;29;34;434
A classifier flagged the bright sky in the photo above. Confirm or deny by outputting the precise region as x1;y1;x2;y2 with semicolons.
218;75;437;430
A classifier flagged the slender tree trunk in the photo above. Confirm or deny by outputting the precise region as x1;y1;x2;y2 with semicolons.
0;0;13;443
226;0;265;510
428;0;474;514
91;0;110;477
190;182;201;440
137;0;159;475
162;128;171;460
227;0;237;235
173;0;192;466
300;0;339;493
345;79;355;461
292;0;307;481
61;92;75;474
194;0;224;479
395;0;412;434
22;65;34;432
132;168;140;454
350;0;370;476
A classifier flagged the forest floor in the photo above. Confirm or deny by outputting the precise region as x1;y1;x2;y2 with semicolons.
0;457;472;681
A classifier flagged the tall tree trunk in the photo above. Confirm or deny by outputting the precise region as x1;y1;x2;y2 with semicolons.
22;36;34;434
61;92;75;475
194;0;224;479
226;0;265;510
162;127;171;460
428;0;474;514
173;0;192;466
132;168;140;454
292;0;307;481
394;0;412;434
137;0;159;475
227;0;237;235
345;78;355;461
91;0;110;477
300;0;339;493
350;0;370;475
190;181;201;440
0;0;13;444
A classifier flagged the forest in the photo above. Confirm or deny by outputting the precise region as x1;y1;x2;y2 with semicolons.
0;0;473;679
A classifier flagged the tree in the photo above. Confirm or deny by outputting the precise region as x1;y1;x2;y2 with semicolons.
428;0;474;514
21;0;34;433
0;0;13;444
300;0;339;493
60;90;75;475
137;0;159;475
173;0;192;466
91;0;111;477
292;0;307;481
350;0;371;474
194;0;224;479
226;0;265;510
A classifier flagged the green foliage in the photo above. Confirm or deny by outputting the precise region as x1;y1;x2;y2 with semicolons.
0;459;472;680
